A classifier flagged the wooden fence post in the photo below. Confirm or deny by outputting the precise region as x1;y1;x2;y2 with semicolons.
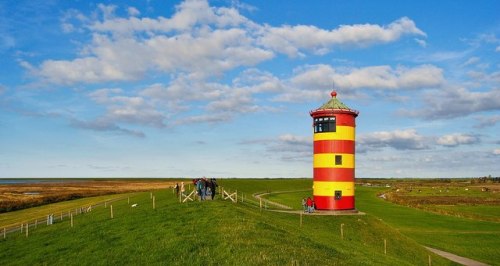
384;239;387;255
235;190;238;203
70;214;73;228
25;223;28;238
110;205;114;219
153;196;156;209
341;223;344;240
428;255;431;266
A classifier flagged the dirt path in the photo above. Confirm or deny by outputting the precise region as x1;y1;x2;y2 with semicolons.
425;247;490;266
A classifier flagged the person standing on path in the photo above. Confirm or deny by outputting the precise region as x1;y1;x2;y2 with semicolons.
306;197;313;213
209;178;218;200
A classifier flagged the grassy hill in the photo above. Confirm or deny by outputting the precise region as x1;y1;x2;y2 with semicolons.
0;179;453;265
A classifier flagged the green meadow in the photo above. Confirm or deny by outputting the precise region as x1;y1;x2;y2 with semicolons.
0;178;497;265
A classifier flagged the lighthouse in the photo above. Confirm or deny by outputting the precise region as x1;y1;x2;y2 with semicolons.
310;91;359;210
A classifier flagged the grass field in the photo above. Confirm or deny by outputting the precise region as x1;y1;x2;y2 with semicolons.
262;181;500;266
0;179;454;265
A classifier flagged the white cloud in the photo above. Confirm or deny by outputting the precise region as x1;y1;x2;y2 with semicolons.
30;1;425;85
436;133;480;147
258;17;425;57
87;88;166;129
414;38;427;47
403;86;500;119
496;46;500;52
276;64;443;102
494;149;500;155
127;7;140;17
474;115;500;128
358;129;429;151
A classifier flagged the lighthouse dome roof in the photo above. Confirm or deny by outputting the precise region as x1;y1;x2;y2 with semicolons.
311;91;359;116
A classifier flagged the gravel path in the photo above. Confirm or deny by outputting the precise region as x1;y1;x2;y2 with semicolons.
425;247;490;266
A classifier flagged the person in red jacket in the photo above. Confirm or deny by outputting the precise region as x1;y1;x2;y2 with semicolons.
306;197;313;213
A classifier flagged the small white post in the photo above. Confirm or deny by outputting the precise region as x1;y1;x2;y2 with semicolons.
70;214;73;228
428;255;431;266
341;223;344;240
153;196;156;209
25;223;29;238
110;205;114;219
384;239;387;255
260;198;262;210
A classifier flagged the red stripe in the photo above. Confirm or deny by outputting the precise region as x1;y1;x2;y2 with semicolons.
314;168;354;182
314;140;355;154
313;195;355;210
310;111;357;126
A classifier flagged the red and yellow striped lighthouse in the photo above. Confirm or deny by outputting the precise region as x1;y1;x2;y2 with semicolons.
310;91;359;210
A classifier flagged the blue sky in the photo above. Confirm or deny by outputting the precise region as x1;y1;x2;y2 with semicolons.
0;0;499;178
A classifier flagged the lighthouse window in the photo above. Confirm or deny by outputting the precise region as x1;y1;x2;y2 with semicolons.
335;155;342;165
314;117;336;133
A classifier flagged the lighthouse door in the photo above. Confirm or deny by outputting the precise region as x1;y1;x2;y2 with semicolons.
335;190;342;200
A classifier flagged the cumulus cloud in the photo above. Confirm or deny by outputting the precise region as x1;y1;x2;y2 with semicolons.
86;88;166;129
276;64;443;102
474;115;500;128
239;134;311;161
29;0;425;85
259;17;425;57
71;118;145;138
358;129;429;151
436;133;480;147
127;7;140;17
403;86;500;119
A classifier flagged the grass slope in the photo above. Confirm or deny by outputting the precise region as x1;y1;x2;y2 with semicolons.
0;183;451;265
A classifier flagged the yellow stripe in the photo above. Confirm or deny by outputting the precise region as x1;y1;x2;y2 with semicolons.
314;153;354;168
313;126;355;141
313;181;354;197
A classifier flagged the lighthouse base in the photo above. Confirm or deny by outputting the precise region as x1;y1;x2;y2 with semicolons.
314;195;354;210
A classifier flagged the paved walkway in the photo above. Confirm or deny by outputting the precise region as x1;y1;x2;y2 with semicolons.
425;247;490;266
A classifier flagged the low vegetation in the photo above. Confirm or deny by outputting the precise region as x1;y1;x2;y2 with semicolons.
0;179;175;213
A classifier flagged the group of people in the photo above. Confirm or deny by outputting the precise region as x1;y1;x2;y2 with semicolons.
302;197;315;213
194;177;218;201
174;177;218;201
